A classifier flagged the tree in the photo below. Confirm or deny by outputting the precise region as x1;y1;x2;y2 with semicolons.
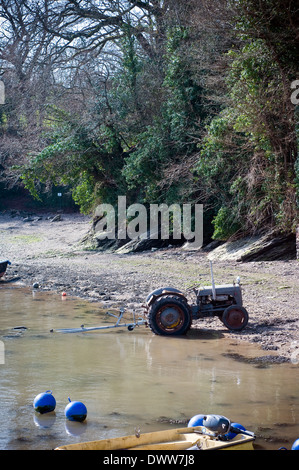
29;0;172;60
196;0;299;238
1;0;297;239
0;0;61;192
230;0;298;170
19;1;212;211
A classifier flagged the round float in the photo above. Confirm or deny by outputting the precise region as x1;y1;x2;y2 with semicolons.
65;397;87;422
33;390;56;414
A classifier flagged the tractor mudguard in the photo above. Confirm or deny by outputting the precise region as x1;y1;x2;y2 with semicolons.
146;286;188;307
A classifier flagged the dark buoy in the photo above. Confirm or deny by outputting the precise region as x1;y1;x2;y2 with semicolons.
65;397;87;422
33;390;56;414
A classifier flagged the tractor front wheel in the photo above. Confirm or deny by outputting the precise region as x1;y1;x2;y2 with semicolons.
221;305;248;331
148;295;192;336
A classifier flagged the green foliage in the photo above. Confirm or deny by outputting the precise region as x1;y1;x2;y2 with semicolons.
196;109;251;237
13;3;298;237
71;172;95;215
20;104;127;213
163;26;204;152
212;207;240;240
196;31;298;239
123;120;169;199
123;26;206;205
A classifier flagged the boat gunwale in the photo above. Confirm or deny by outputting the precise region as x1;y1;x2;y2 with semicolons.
54;426;255;451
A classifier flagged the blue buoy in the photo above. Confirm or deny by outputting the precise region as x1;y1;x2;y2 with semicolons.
33;390;56;414
292;439;299;450
226;422;246;440
187;414;205;427
65;397;87;422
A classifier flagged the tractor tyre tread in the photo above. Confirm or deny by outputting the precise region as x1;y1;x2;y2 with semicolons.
148;295;192;336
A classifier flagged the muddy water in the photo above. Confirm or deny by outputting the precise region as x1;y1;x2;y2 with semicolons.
0;285;299;450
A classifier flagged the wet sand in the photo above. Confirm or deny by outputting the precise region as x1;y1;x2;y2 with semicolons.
1;211;299;362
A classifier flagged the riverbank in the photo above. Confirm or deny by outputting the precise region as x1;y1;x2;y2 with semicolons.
1;211;299;362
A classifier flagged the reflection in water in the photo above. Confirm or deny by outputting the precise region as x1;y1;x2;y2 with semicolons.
34;412;56;429
0;285;299;450
64;420;88;437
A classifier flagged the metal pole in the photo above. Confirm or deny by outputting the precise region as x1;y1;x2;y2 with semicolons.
210;261;216;301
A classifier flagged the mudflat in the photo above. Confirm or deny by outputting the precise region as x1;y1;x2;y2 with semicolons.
1;211;299;362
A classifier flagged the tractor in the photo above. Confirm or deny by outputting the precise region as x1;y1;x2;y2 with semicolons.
145;262;249;336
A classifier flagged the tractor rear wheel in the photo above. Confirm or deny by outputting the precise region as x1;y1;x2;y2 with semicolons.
148;295;192;336
221;305;248;331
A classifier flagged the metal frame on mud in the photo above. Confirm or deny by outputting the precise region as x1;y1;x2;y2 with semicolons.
55;308;146;334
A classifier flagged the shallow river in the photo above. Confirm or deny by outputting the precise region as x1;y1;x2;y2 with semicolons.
0;285;299;450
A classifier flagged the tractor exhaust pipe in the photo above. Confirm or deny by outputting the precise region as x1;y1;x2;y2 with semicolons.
210;261;216;301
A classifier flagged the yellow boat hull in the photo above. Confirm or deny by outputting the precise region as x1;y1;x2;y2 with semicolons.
55;426;254;451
